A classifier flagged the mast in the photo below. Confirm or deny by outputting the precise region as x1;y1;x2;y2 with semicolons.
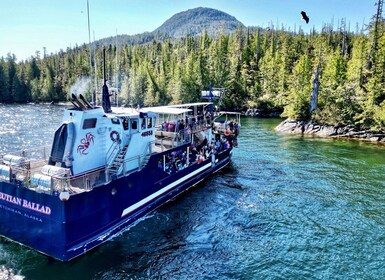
115;29;119;107
87;0;94;104
93;30;97;106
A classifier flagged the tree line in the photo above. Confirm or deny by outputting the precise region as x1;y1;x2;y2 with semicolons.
0;16;384;130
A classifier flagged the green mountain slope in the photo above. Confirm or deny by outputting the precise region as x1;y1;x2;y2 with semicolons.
153;7;244;37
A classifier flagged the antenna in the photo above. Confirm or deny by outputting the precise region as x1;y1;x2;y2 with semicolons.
87;0;93;104
102;48;112;113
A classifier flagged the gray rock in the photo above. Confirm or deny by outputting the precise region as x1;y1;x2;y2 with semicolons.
318;126;336;136
275;119;304;133
275;119;385;143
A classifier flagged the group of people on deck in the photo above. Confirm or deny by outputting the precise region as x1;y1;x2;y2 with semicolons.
223;120;240;137
159;115;209;133
159;135;230;175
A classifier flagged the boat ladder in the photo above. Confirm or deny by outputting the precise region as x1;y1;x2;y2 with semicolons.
107;145;129;178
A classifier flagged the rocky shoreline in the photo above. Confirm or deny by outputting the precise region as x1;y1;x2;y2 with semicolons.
275;119;385;143
244;108;282;118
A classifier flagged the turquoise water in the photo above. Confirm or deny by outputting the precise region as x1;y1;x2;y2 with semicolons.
1;105;385;279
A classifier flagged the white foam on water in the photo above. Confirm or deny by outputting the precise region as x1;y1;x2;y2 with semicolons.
0;265;25;280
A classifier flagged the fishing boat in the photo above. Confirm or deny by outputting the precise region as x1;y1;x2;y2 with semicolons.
0;54;240;261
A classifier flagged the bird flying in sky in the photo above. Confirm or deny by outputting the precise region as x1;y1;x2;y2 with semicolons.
301;11;309;24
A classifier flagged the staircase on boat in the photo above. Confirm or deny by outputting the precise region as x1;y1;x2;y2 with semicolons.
107;144;129;178
106;139;154;180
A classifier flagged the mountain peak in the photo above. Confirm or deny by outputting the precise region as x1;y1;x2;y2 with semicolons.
153;7;244;37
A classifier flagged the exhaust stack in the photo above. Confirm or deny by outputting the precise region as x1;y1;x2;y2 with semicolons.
71;93;87;110
79;94;93;109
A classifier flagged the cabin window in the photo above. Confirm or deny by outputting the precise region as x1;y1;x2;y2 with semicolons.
131;119;138;131
122;118;129;130
82;118;97;129
111;118;120;125
147;118;152;129
141;118;146;130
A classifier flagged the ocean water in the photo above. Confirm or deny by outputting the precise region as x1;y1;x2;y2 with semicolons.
1;104;385;279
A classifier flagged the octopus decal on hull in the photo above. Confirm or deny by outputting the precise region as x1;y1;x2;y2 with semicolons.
77;132;95;155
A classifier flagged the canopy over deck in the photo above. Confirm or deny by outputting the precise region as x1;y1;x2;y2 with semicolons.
214;111;241;125
141;106;191;115
167;102;212;108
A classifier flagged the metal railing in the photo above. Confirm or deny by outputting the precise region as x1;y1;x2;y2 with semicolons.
0;145;51;188
0;145;51;162
53;167;107;194
105;141;121;166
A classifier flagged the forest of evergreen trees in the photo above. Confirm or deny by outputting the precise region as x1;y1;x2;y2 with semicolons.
0;15;384;130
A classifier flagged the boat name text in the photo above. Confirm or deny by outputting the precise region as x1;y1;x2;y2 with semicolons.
0;192;51;215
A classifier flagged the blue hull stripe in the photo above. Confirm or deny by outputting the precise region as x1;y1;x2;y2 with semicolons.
121;163;212;217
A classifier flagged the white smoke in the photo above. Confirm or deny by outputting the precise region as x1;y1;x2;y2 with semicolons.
0;265;24;280
69;77;91;97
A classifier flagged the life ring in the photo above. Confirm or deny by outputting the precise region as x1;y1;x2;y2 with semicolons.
110;131;120;142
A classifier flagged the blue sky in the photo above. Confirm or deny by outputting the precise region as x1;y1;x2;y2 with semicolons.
0;0;378;62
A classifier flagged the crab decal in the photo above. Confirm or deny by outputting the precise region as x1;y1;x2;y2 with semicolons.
77;132;95;155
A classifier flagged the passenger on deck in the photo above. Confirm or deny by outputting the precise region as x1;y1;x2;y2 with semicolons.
176;149;183;158
181;152;188;167
168;122;175;132
224;140;230;149
63;152;74;175
197;152;204;163
178;120;185;132
233;121;239;135
162;122;169;131
224;128;231;136
205;147;210;158
191;117;196;130
178;120;185;141
215;140;221;150
190;147;197;163
229;120;234;132
184;127;189;142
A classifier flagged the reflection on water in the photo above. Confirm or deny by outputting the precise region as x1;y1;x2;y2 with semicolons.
0;104;64;154
1;105;385;279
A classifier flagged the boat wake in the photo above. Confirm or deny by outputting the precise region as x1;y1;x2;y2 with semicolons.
0;265;24;280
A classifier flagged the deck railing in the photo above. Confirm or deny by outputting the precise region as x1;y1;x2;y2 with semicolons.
0;145;51;187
